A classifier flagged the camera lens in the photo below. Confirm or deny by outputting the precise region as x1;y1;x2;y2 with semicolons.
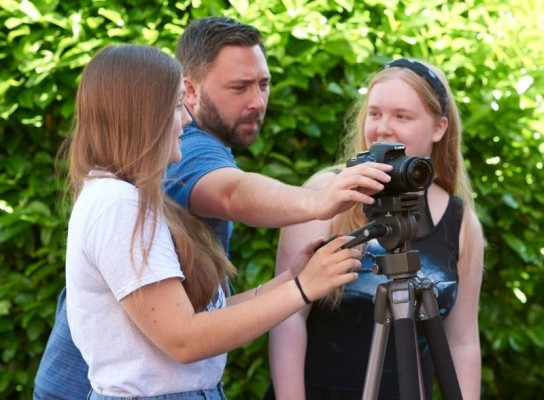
385;156;434;195
405;158;434;190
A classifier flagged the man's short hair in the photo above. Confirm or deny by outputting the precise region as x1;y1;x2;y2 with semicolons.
176;16;265;82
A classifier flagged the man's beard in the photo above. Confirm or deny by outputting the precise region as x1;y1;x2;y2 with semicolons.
196;89;264;148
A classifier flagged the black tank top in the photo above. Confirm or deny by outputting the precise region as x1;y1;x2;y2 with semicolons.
303;194;463;399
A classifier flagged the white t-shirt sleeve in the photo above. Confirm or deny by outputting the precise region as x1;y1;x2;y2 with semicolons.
84;195;184;301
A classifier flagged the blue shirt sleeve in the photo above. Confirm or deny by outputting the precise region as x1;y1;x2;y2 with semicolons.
164;122;238;208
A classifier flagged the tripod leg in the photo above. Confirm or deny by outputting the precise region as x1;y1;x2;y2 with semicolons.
362;285;390;400
362;322;390;400
389;280;422;400
420;286;463;400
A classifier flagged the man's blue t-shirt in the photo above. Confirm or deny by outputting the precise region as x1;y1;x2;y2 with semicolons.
164;121;237;256
33;121;237;399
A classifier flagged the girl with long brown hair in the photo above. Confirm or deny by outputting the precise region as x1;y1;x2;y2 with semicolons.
63;44;363;400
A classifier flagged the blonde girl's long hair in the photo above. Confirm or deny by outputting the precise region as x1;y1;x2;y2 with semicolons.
64;44;235;311
321;60;481;308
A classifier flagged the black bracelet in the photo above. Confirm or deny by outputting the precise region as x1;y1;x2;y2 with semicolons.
294;276;312;305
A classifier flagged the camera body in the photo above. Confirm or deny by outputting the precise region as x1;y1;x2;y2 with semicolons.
347;142;434;196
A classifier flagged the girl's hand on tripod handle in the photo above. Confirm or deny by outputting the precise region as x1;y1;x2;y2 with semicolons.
296;236;361;302
286;237;326;279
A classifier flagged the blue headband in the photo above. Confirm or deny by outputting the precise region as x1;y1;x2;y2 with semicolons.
383;58;449;116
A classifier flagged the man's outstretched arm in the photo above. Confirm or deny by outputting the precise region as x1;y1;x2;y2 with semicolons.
189;162;392;228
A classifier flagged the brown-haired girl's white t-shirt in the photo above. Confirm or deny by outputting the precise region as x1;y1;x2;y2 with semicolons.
65;174;226;396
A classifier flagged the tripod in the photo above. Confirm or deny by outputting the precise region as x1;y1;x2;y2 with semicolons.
341;194;463;400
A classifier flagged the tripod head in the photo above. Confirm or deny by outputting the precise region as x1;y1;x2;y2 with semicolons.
341;193;424;279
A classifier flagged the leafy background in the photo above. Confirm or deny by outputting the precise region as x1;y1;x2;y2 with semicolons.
1;0;543;398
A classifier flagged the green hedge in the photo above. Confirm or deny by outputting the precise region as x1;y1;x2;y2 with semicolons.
1;0;543;398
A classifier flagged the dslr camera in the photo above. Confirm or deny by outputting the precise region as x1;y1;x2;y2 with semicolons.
347;142;434;197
